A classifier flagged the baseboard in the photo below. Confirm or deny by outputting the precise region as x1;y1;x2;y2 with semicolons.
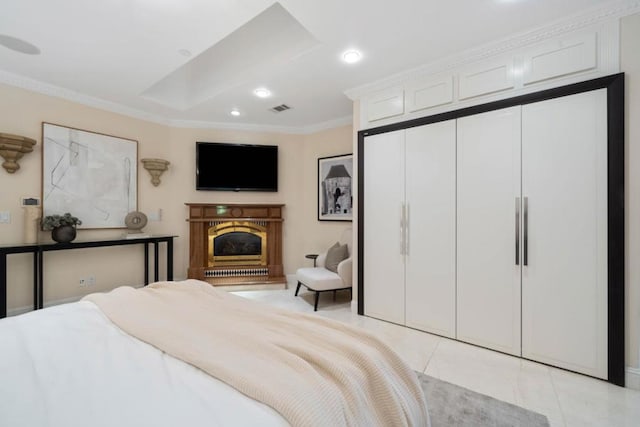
7;295;82;317
351;299;358;313
286;273;297;289
626;367;640;390
6;283;146;317
217;283;286;291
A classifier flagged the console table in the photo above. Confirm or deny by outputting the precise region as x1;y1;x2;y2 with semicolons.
0;235;176;319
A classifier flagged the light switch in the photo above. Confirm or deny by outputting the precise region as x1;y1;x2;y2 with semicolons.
148;209;162;221
0;211;10;224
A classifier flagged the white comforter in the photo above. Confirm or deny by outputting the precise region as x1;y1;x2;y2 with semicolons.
0;301;288;427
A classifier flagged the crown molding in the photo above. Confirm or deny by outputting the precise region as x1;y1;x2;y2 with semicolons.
167;114;352;135
296;115;353;134
344;0;640;100
0;69;352;135
0;69;169;126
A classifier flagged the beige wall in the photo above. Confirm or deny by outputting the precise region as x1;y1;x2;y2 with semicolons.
622;12;640;370
0;83;352;312
298;126;354;256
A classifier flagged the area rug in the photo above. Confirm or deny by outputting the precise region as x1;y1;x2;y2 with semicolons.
416;372;550;427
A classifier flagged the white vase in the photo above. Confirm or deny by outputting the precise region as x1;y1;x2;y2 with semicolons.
23;206;41;244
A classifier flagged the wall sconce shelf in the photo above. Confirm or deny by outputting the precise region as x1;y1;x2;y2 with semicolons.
141;158;170;186
0;133;36;173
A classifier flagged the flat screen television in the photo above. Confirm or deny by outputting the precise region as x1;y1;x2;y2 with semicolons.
196;142;278;192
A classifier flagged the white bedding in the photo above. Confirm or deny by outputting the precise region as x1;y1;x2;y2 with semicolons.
0;301;288;427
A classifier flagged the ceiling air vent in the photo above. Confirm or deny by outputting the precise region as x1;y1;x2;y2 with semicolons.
270;104;291;113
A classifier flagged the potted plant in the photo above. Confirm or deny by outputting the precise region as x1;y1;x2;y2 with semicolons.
42;212;82;243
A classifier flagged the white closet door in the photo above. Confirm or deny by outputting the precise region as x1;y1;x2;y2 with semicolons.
363;130;406;324
405;120;456;338
457;107;522;356
521;90;608;379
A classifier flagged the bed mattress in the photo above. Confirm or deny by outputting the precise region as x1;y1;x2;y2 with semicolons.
0;280;429;426
0;301;288;427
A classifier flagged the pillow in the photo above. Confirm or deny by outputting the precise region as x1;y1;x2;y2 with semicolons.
325;242;348;273
323;242;339;268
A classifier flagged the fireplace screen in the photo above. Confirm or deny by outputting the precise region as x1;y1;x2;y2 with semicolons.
208;221;267;267
214;232;261;256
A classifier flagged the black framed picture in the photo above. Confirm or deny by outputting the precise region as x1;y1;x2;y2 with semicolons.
318;154;353;221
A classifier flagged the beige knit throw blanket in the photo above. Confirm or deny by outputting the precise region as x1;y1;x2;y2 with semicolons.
84;280;430;427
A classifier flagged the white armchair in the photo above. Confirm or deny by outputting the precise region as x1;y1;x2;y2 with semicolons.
295;231;352;311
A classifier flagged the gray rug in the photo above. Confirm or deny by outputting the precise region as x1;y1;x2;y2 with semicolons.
416;372;550;427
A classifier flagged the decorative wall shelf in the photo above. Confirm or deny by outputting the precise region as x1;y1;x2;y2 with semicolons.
141;158;170;186
0;133;36;173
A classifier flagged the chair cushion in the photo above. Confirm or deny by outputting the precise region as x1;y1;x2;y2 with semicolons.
325;243;348;273
296;267;346;291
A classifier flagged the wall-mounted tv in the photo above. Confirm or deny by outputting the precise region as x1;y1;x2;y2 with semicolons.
196;142;278;192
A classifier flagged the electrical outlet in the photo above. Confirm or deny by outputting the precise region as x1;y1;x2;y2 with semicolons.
80;276;96;287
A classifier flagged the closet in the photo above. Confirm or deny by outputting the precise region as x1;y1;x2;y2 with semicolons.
456;106;522;357
359;75;624;385
520;90;608;378
456;91;607;378
364;120;456;337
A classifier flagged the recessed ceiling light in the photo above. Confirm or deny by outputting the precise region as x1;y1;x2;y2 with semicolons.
230;109;241;116
178;49;192;57
342;49;362;64
0;34;40;55
254;88;271;98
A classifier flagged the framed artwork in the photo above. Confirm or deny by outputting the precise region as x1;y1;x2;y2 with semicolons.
42;123;138;229
318;153;353;221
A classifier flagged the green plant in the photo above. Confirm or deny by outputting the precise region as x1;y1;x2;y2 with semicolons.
42;213;82;230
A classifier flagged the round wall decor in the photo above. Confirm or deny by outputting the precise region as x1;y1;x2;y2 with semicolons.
124;211;148;234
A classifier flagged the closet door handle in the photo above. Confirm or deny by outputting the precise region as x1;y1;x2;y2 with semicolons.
400;203;406;255
523;197;528;266
405;203;410;256
515;198;520;265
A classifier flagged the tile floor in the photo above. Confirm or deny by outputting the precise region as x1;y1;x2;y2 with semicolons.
234;285;640;427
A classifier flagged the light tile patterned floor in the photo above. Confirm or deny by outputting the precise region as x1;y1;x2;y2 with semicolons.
234;285;640;427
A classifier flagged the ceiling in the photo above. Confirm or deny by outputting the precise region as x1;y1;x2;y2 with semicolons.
0;0;620;133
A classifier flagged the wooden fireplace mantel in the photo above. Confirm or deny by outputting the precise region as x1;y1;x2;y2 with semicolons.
186;203;285;287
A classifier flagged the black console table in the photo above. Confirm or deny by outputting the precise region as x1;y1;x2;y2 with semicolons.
0;235;176;319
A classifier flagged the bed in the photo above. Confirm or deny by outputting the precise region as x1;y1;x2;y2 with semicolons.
0;279;429;427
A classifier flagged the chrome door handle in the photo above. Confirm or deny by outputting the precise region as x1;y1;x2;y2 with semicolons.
515;197;520;265
523;197;528;266
400;203;405;255
405;203;410;256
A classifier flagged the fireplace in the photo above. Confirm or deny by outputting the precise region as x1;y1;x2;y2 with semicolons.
186;203;285;287
208;221;267;267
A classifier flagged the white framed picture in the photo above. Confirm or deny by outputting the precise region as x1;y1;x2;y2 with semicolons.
42;123;138;229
